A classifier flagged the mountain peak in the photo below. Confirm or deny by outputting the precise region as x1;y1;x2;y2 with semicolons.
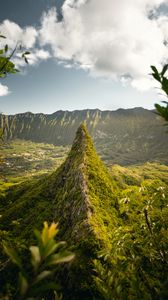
50;125;119;297
69;123;93;156
72;122;89;145
60;124;119;242
1;125;119;299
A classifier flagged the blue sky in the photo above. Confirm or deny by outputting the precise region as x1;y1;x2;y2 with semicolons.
0;0;168;114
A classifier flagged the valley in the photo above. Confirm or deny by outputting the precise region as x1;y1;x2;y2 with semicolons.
0;139;69;196
1;108;168;166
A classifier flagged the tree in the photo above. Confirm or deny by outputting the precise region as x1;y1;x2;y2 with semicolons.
151;65;168;122
0;34;30;141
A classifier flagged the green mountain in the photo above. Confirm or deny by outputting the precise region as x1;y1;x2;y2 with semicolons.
0;124;119;299
1;108;168;165
1;125;168;300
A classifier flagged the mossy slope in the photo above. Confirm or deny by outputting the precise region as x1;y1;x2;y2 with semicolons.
0;124;119;299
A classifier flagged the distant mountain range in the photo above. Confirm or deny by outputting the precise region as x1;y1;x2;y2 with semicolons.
1;107;168;165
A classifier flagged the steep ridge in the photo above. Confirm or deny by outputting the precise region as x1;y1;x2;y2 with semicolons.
1;108;168;165
0;124;119;299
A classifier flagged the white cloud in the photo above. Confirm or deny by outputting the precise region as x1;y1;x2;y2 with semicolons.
1;1;168;92
0;83;10;96
0;20;37;49
0;20;51;95
14;49;51;66
36;49;50;60
39;0;168;90
0;19;51;70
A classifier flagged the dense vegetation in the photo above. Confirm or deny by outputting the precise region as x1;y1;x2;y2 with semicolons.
2;222;74;300
1;108;168;165
0;125;168;299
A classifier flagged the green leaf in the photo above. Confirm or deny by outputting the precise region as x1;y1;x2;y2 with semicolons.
151;72;161;83
34;229;43;246
161;64;168;76
24;56;29;64
22;52;30;64
162;77;168;95
151;66;161;82
155;103;168;121
29;246;41;270
33;270;53;284
0;34;6;39
151;65;159;74
19;273;29;296
47;251;75;266
43;240;66;258
3;241;21;268
4;44;8;53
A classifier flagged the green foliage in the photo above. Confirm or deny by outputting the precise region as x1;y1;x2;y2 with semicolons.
151;65;168;122
94;179;168;299
2;222;74;300
110;162;168;188
155;102;168;122
1;125;168;299
0;125;119;299
0;34;29;79
0;56;18;78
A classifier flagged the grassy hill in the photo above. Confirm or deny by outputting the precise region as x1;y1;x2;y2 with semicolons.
0;125;168;299
0;124;120;299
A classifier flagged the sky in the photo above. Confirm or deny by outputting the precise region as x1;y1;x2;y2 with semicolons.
0;0;168;114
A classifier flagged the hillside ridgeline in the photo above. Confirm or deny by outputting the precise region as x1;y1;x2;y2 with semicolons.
0;125;168;300
0;124;119;299
1;108;168;165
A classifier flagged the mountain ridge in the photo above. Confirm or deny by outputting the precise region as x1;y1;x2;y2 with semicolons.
1;124;168;300
2;107;152;116
0;124;119;299
1;107;168;165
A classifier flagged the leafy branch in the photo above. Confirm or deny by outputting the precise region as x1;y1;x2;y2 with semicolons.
2;222;75;300
0;34;30;79
151;65;168;122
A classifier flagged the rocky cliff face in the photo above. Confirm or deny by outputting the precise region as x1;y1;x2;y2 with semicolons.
1;108;168;165
0;124;119;299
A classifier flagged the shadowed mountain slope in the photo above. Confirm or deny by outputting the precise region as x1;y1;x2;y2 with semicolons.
0;124;119;299
1;108;168;165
